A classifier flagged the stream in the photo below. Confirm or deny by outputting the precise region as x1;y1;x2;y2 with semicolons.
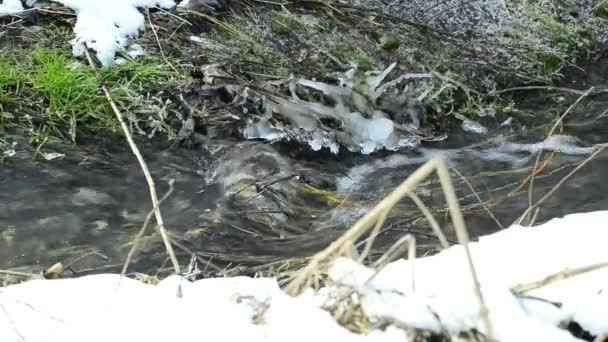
2;71;608;278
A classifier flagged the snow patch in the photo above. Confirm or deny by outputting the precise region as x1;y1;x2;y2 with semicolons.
0;0;23;16
330;211;608;340
50;0;176;65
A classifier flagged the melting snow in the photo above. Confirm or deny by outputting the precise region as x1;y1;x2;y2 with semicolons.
330;211;608;341
47;0;175;65
0;0;23;16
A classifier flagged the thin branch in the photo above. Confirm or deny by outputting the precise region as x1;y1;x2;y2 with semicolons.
408;192;450;248
286;158;494;341
518;143;608;224
84;48;181;274
121;180;175;277
452;168;504;230
516;88;595;226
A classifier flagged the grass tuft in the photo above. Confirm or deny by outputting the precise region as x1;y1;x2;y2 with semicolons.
0;46;185;146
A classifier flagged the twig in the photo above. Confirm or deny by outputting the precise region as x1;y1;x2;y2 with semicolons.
63;250;109;272
516;88;596;226
518;143;608;223
121;180;175;277
407;192;450;248
435;159;494;341
452;168;504;229
0;270;37;278
358;208;390;263
371;234;416;289
83;48;181;274
488;86;597;96
512;262;608;295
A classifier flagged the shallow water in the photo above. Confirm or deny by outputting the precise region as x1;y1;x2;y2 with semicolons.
2;86;608;277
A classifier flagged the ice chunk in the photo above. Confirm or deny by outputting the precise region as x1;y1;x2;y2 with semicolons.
351;115;394;154
500;135;595;155
245;64;428;154
242;121;286;141
461;118;488;134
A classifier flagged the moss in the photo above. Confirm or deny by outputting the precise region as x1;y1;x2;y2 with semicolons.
380;34;400;51
594;1;608;19
528;7;582;55
271;11;300;35
330;45;379;71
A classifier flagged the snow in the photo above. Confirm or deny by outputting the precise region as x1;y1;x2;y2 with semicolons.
330;211;608;340
0;0;23;16
48;0;176;65
1;211;608;341
0;274;385;342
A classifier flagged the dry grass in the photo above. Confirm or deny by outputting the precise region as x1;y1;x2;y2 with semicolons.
285;157;494;340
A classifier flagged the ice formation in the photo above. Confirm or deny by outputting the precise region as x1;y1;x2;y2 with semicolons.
1;211;608;341
0;0;23;16
48;0;176;65
244;63;429;154
336;134;596;192
499;135;596;156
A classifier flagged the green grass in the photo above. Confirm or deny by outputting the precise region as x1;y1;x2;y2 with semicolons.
330;45;379;72
527;7;585;80
30;48;108;141
0;55;26;109
270;11;300;35
0;47;184;146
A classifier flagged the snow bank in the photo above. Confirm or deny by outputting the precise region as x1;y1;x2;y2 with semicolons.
0;274;398;342
0;0;23;16
331;211;608;340
50;0;175;65
1;211;607;341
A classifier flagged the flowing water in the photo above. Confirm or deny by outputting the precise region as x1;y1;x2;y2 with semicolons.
2;73;608;277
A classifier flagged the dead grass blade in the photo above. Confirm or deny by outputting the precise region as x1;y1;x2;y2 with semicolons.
517;87;594;226
286;157;494;341
512;262;608;295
